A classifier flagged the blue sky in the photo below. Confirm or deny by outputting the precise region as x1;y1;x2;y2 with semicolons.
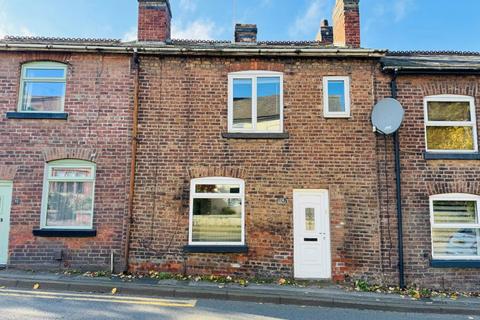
1;0;479;51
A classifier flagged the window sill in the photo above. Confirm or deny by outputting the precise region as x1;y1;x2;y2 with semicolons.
6;112;68;120
431;260;480;268
183;245;248;253
222;132;289;139
423;152;480;160
32;229;97;238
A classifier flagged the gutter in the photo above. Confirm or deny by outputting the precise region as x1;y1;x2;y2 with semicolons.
0;42;386;57
124;49;140;272
382;67;480;75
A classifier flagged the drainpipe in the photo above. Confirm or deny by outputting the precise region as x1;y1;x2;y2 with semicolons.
124;48;140;272
390;69;406;289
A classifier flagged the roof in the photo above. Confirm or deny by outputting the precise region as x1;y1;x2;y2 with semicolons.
0;36;386;57
382;51;480;73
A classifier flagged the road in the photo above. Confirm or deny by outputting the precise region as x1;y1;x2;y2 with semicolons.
0;288;475;320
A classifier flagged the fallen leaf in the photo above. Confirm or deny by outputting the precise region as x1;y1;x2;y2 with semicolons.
33;283;40;290
111;288;118;295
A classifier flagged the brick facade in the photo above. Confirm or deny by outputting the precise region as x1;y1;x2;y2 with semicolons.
128;55;384;281
0;52;133;270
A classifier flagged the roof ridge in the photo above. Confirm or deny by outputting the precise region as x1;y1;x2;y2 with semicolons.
388;50;480;56
3;36;121;43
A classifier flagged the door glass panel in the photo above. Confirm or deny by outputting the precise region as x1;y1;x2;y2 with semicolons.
305;208;315;231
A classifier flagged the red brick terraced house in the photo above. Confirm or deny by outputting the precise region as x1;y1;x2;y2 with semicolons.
0;0;480;290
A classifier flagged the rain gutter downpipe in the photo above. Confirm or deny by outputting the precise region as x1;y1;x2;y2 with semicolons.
124;48;140;272
391;69;406;289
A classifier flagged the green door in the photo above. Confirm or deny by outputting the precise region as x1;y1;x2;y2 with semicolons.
0;181;13;265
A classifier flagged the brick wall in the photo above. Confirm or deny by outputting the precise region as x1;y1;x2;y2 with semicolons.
0;52;133;271
375;72;480;290
129;55;384;281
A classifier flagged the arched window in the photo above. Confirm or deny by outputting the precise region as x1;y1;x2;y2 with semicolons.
189;177;245;245
430;193;480;259
18;61;67;112
41;160;96;229
228;71;283;133
424;95;477;153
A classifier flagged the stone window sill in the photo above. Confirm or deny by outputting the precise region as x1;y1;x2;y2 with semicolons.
431;260;480;268
183;245;248;253
6;112;69;120
33;229;97;238
423;152;480;160
222;132;289;139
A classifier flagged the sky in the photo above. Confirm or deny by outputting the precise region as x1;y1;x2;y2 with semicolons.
1;0;480;51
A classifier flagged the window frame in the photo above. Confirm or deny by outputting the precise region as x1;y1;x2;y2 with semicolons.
323;76;351;118
18;61;68;113
227;71;284;133
424;95;478;153
40;159;96;230
430;193;480;260
189;177;245;246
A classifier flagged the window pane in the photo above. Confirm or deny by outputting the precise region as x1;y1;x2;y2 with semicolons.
305;208;315;231
426;126;474;150
26;68;65;78
233;79;253;129
257;77;281;132
51;167;92;179
192;198;242;242
21;82;65;111
432;228;478;257
427;101;471;121
195;184;240;194
46;181;94;227
327;80;346;112
433;200;477;224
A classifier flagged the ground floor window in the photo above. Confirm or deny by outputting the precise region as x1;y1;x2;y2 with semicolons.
41;160;96;229
189;177;245;245
430;194;480;259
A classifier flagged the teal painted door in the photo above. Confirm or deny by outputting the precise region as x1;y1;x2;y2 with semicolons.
0;181;13;265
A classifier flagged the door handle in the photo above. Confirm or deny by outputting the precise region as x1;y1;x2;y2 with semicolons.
304;238;318;242
0;218;3;222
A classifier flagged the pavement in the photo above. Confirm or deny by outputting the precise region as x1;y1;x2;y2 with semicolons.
0;269;479;316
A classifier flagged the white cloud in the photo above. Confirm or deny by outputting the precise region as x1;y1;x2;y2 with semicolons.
289;0;328;37
179;0;197;12
0;3;33;39
393;0;414;22
122;26;137;42
172;19;218;40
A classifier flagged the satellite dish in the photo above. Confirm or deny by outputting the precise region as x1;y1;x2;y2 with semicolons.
371;98;405;135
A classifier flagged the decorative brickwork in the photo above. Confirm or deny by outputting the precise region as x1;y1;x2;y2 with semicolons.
43;148;97;163
0;166;18;180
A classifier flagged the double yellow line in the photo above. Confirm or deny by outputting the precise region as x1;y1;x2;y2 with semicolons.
0;288;196;308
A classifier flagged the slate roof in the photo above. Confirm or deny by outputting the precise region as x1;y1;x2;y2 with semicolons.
382;51;480;73
2;36;122;46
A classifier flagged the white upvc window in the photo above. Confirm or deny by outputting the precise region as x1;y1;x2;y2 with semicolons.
424;95;478;153
18;61;67;112
228;71;284;133
430;193;480;260
323;76;351;118
189;177;245;246
41;160;96;230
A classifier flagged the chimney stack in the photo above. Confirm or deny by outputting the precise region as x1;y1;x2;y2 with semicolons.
234;24;257;43
138;0;172;42
332;0;360;48
315;19;333;44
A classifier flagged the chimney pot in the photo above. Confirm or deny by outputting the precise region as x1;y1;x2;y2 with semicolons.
138;0;172;42
316;19;333;44
333;0;360;48
234;24;257;43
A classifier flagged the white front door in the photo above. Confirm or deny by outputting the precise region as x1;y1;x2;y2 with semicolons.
0;181;13;265
293;190;331;279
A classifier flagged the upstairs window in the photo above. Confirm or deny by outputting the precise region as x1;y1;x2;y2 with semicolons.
41;160;96;229
18;62;67;112
424;95;477;153
228;71;283;133
189;177;245;245
323;76;351;118
430;194;480;259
